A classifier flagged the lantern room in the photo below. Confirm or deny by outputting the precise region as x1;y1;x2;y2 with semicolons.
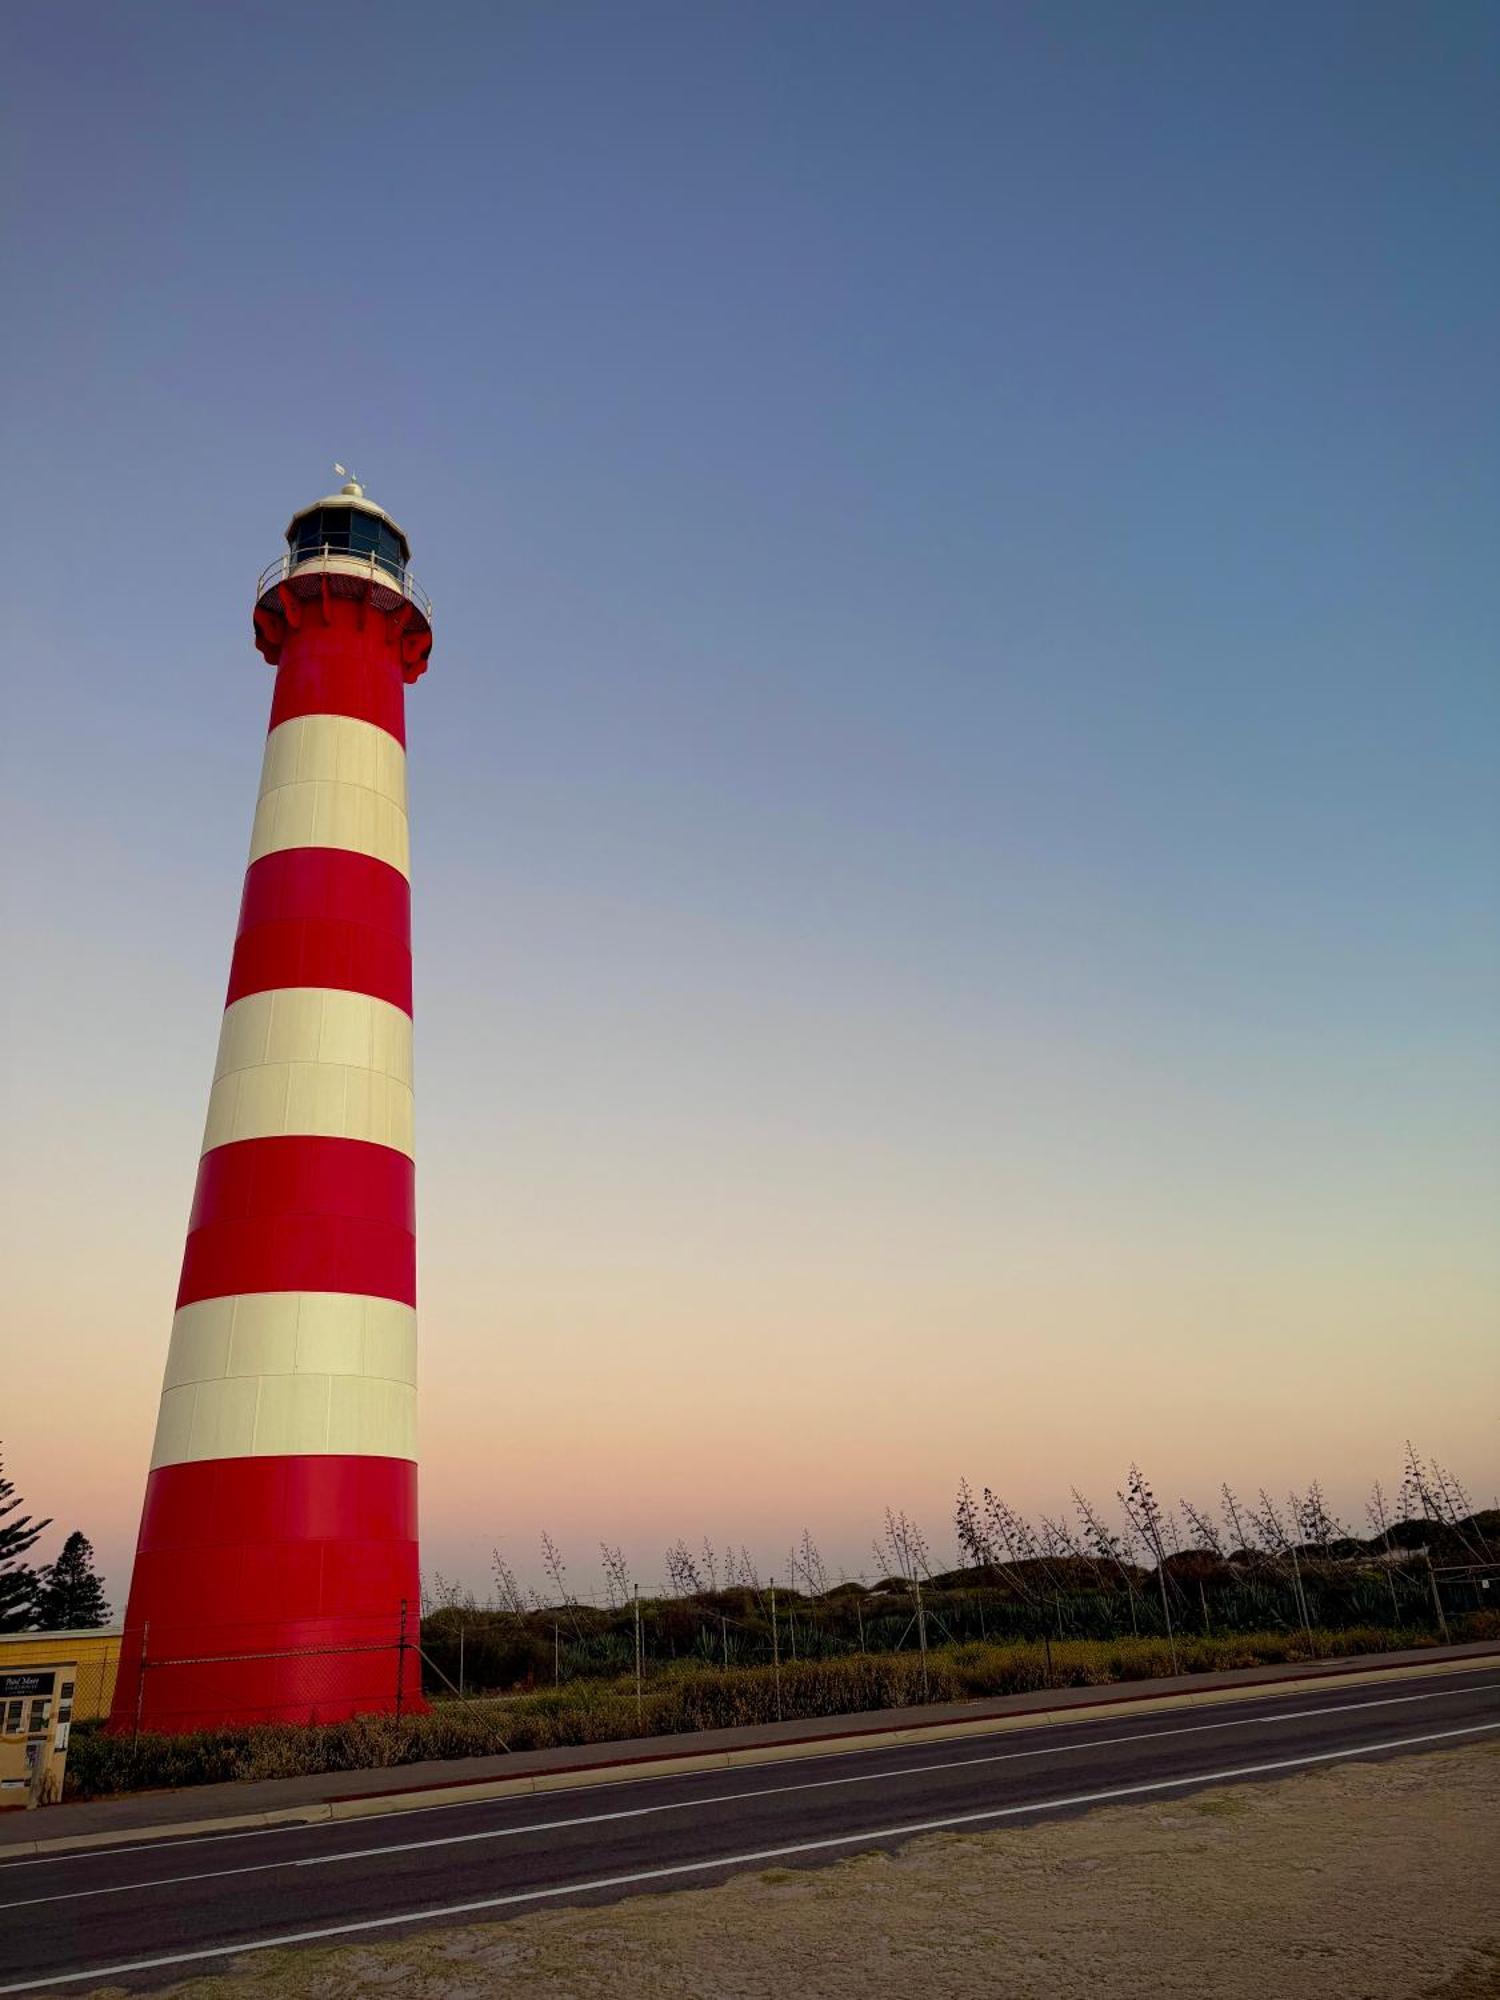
286;478;411;585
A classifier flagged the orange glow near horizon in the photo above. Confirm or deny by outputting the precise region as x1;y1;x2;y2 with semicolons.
6;1075;1494;1601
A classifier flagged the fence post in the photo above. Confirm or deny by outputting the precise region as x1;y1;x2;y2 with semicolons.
458;1621;465;1699
1427;1556;1450;1641
914;1578;930;1702
133;1621;150;1741
1288;1542;1313;1648
770;1579;782;1721
396;1599;408;1720
1155;1557;1179;1675
633;1586;643;1730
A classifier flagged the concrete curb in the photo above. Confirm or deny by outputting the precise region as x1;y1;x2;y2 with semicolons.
8;1646;1495;1859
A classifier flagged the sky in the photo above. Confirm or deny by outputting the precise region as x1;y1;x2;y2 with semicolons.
2;1;1497;1604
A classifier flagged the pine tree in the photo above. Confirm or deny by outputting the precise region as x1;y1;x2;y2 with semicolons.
0;1449;50;1632
34;1531;112;1631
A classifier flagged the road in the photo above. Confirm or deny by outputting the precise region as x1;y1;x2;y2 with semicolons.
2;1662;1496;1994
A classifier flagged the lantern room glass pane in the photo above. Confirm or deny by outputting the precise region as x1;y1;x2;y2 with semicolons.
289;506;406;580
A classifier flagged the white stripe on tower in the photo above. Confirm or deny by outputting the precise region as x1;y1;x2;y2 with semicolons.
149;1292;418;1469
249;712;410;876
202;987;415;1156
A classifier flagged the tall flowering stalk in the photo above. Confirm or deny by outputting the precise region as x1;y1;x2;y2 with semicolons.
1119;1464;1178;1671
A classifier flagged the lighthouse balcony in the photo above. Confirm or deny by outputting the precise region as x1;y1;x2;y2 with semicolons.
256;547;433;624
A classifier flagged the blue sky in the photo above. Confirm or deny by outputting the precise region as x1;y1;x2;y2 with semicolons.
4;2;1497;1588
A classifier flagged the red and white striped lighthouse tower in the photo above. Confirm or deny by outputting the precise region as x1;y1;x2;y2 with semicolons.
110;477;433;1732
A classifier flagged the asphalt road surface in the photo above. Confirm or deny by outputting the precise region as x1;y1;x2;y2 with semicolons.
3;1663;1496;1994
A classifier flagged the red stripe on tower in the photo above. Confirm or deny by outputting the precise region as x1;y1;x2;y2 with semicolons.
175;1136;417;1309
111;477;435;1732
268;625;411;744
227;848;412;1011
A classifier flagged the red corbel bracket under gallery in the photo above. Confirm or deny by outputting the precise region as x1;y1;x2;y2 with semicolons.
254;582;304;665
385;603;430;683
400;627;432;682
252;603;285;665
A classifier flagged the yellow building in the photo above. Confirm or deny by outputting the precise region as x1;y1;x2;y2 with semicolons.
0;1629;121;1723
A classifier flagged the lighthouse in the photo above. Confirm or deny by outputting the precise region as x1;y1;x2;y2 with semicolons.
110;478;432;1732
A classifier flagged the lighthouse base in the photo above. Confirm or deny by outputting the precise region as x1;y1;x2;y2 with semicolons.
107;1455;426;1734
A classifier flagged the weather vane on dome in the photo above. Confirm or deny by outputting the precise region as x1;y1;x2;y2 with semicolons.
333;461;363;494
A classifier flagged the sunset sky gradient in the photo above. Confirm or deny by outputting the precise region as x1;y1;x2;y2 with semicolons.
3;1;1497;1600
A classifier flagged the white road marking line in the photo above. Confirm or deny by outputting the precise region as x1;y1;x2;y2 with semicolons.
0;1815;322;1872
297;1678;1500;1868
1;1675;1496;1907
0;1719;1494;1993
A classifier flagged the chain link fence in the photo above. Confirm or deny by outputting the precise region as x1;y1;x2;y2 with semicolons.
419;1549;1478;1705
115;1607;425;1736
33;1550;1493;1745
